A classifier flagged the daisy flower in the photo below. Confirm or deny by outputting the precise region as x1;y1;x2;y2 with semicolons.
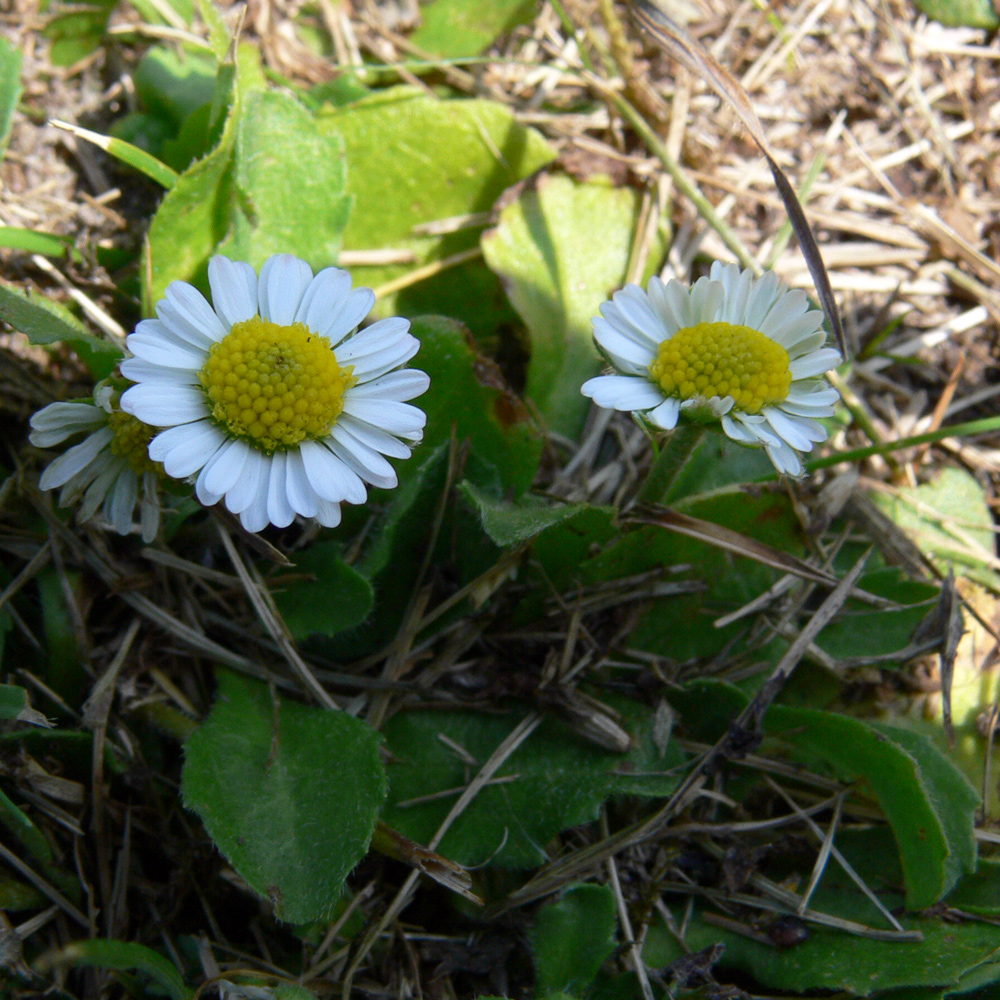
581;262;842;476
30;384;162;542
119;254;429;532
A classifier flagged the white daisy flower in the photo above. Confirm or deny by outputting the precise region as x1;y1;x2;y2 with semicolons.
119;254;430;532
30;384;162;542
580;262;842;476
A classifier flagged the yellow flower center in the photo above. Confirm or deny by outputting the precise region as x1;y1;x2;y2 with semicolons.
108;410;160;476
649;321;791;414
199;316;356;454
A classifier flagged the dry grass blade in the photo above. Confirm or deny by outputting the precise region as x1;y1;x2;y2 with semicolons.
629;506;886;607
215;521;341;711
627;0;847;360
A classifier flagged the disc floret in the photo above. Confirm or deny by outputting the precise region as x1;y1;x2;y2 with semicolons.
649;321;792;414
199;316;356;454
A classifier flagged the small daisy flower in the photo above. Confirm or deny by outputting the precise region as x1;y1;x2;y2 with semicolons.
119;254;430;532
581;262;842;476
30;384;163;542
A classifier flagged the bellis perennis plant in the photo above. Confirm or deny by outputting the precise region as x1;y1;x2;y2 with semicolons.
120;254;429;532
33;254;430;536
30;383;163;542
581;263;841;476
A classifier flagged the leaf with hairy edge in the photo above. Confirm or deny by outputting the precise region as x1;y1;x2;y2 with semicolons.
458;482;596;548
381;698;683;868
272;542;373;640
0;283;119;359
674;679;976;909
182;672;386;923
216;89;352;272
531;884;618;997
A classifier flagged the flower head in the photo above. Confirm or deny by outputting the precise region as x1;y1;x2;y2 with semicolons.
120;254;430;532
30;384;162;542
581;263;841;475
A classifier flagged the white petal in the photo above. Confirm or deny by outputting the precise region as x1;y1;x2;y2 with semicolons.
341;397;427;436
294;267;352;334
314;497;342;528
39;427;113;490
127;331;205;369
266;452;296;528
225;449;266;514
784;331;828;360
763;408;824;451
323;288;379;346
77;455;120;517
743;271;784;329
120;384;209;427
785;385;840;408
592;318;657;372
721;413;758;444
106;467;138;536
208;256;258;328
766;439;803;476
151;421;225;479
196;437;251;501
325;431;397;490
140;473;160;543
648;275;694;334
119;357;200;387
299;439;367;504
157;281;228;348
30;402;105;447
257;254;313;325
347;368;430;402
338;330;419;381
285;449;320;517
581;374;664;411
646;396;681;430
686;275;725;324
336;417;411;459
240;492;271;533
789;349;841;380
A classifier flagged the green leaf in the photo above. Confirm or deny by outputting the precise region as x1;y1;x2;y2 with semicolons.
381;697;683;867
0;787;58;871
272;542;373;640
0;684;52;727
644;887;1000;997
134;46;217;129
181;672;387;923
411;316;542;496
319;87;555;342
675;680;973;909
644;425;778;504
870;722;979;898
410;0;537;57
197;0;232;60
812;566;939;662
947;858;1000;916
216;89;352;271
53;939;190;1000
531;883;618;997
913;0;999;28
481;174;666;439
144;62;240;307
0;282;120;359
0;35;22;160
43;0;117;66
870;468;999;587
0;226;76;258
459;483;595;548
